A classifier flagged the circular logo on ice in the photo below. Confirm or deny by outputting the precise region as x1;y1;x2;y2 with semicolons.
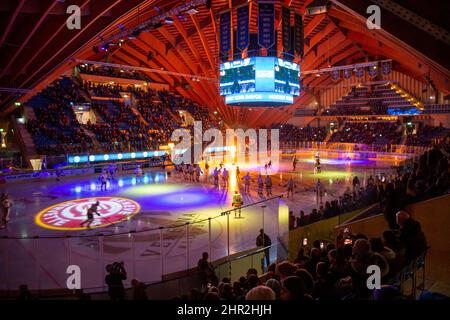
35;197;140;230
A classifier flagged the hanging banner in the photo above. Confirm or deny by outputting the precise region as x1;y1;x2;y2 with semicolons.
236;5;250;51
356;67;365;78
220;10;231;55
343;68;352;79
258;2;275;49
282;6;291;52
368;65;378;78
382;60;392;75
331;69;340;81
294;13;304;58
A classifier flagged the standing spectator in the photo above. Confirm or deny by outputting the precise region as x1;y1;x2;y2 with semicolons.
256;229;272;269
197;252;214;288
396;211;428;262
105;262;127;301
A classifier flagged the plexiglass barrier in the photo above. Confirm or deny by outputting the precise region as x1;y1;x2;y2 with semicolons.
0;197;283;292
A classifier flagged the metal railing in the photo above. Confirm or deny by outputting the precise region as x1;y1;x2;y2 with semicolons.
0;196;285;293
280;141;431;156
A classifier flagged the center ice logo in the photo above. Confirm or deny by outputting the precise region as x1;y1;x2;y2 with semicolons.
35;197;140;230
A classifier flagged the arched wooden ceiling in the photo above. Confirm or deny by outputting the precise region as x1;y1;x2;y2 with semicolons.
0;0;449;126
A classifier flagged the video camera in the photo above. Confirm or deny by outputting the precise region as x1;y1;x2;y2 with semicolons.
111;261;125;273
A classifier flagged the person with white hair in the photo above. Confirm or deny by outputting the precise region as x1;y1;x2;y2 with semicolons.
245;286;276;300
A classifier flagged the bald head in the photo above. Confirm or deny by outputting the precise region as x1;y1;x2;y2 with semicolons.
396;211;410;228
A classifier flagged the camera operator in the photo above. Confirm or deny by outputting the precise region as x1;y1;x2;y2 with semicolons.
105;262;127;301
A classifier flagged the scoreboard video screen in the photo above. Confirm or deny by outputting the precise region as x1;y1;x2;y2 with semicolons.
220;57;300;106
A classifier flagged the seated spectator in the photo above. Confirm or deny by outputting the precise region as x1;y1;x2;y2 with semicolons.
276;261;297;280
304;248;322;276
396;211;428;262
204;292;220;300
349;239;389;299
280;276;311;300
369;237;396;261
218;282;235;300
131;279;148;300
294;268;314;295
245;286;276;300
313;262;338;300
265;279;282;299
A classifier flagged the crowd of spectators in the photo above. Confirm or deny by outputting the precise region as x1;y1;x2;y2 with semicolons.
293;174;394;229
170;208;429;301
137;100;177;146
84;81;123;98
41;77;89;104
329;121;402;147
25;74;223;155
405;124;449;146
25;74;448;161
78;64;152;82
88;102;153;152
294;138;450;229
26;78;94;155
274;124;327;147
170;139;450;301
158;90;220;130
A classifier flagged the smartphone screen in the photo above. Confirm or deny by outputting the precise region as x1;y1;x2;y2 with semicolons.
303;238;308;246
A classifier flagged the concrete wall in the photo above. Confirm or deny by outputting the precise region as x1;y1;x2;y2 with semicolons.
336;194;450;284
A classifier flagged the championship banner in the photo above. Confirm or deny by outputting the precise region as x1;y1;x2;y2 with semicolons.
258;2;275;49
282;6;291;52
368;65;378;78
220;10;231;55
331;69;340;81
382;60;392;75
236;5;250;51
294;12;304;57
343;68;352;79
356;67;365;78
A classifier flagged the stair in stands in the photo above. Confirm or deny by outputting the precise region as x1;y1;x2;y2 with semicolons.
11;106;39;167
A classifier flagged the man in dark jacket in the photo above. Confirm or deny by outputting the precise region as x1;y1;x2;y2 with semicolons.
256;229;272;269
396;211;427;262
105;262;127;301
